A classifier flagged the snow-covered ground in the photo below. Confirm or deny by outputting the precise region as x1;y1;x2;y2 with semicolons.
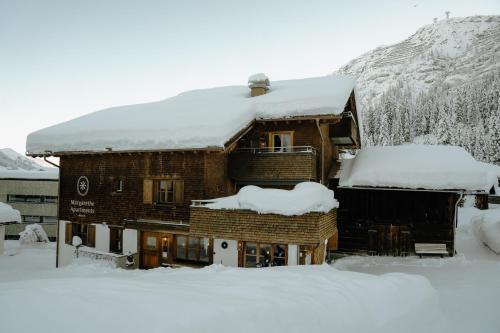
0;206;499;333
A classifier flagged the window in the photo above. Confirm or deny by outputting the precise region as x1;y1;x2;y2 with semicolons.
154;180;174;204
175;236;210;263
64;222;95;247
22;215;41;223
110;228;123;254
42;216;58;224
112;179;124;193
143;179;184;205
244;242;287;267
268;131;293;152
7;194;57;203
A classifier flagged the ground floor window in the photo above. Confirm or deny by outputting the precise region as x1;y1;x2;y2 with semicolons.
65;222;95;247
175;236;210;263
244;242;287;268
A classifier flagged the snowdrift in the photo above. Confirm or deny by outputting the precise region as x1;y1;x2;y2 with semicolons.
19;224;50;244
0;202;21;224
205;182;338;215
0;264;446;333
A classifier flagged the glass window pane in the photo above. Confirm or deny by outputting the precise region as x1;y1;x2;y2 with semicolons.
274;244;287;266
245;255;257;268
176;236;187;259
146;236;157;250
188;237;198;261
200;238;209;262
167;181;173;191
273;135;282;151
260;244;272;267
282;134;291;151
245;243;257;255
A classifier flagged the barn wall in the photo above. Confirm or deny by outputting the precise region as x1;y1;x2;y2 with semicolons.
335;188;458;256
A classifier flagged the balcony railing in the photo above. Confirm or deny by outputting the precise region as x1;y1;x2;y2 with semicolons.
229;146;317;184
191;199;218;207
233;146;316;154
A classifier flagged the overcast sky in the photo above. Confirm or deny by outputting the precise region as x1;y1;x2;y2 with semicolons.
1;0;499;155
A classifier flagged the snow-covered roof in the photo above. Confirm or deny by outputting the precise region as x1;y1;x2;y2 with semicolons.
0;168;58;180
339;145;497;192
203;182;339;216
0;202;21;224
26;75;355;155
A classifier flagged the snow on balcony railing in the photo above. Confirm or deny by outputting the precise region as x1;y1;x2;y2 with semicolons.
191;199;218;208
233;146;316;154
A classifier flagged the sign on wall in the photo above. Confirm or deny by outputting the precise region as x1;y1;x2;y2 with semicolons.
71;176;95;216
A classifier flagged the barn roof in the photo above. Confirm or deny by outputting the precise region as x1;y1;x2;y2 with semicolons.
339;145;497;192
26;75;356;155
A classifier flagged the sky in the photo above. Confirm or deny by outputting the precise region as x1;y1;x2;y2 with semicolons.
1;0;499;156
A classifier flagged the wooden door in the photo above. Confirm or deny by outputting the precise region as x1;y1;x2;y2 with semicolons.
368;225;411;256
140;232;160;269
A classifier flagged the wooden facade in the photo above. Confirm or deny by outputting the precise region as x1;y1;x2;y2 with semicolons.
335;187;460;256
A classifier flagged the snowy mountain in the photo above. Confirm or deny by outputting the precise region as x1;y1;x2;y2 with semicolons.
0;148;48;171
336;15;500;163
338;15;500;108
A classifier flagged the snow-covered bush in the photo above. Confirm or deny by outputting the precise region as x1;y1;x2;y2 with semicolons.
19;224;49;244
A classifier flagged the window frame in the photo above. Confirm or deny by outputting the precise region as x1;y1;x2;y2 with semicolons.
268;131;294;152
154;179;174;204
244;242;288;267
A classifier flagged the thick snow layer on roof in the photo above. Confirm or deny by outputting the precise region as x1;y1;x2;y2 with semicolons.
204;182;338;216
26;75;355;154
248;73;270;85
0;167;58;180
339;145;496;192
0;203;21;224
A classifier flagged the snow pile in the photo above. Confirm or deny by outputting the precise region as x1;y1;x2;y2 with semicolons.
19;224;49;244
479;162;500;194
339;145;497;191
474;209;500;254
26;75;355;154
204;182;338;216
0;262;446;333
0;202;21;224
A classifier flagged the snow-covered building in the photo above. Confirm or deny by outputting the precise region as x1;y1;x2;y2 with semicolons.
336;145;498;256
0;169;59;240
0;203;21;255
26;74;361;268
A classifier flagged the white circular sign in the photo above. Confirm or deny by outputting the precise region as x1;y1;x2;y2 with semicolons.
77;176;89;196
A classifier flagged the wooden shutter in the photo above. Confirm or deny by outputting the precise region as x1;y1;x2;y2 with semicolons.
174;180;184;204
65;222;73;245
87;225;96;247
143;179;153;204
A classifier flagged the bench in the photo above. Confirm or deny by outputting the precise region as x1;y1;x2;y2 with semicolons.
415;243;449;258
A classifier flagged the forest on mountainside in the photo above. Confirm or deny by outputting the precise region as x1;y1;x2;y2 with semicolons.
362;73;500;163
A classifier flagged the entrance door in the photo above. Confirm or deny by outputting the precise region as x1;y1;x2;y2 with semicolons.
367;225;411;256
140;231;160;269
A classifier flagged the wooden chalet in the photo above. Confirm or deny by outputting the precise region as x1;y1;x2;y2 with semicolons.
26;74;361;268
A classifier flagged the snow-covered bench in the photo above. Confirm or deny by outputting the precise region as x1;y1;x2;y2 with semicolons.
415;243;449;258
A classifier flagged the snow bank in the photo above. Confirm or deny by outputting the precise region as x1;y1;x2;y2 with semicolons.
26;75;355;154
204;182;338;215
0;263;446;333
19;224;49;244
476;209;500;254
0;168;58;180
0;203;21;224
339;145;496;191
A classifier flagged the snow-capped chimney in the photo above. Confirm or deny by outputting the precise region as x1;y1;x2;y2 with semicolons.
248;73;270;97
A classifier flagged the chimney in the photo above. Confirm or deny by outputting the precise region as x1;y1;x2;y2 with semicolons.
248;73;270;97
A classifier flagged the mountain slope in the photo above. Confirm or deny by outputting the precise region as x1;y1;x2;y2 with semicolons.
338;15;500;108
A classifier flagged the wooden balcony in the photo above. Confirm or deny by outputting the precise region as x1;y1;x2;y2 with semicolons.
228;146;317;185
330;115;359;147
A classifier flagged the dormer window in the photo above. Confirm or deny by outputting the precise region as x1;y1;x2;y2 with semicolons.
269;131;293;152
